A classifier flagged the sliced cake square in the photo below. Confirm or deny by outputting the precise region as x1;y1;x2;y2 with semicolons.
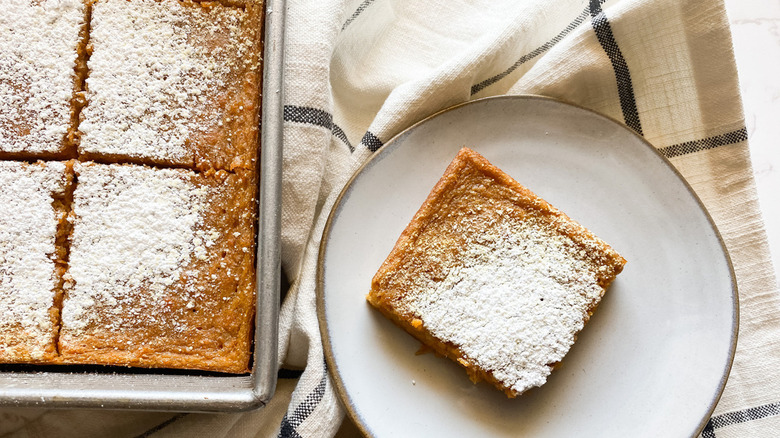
367;147;626;397
59;162;257;373
0;0;87;158
0;161;73;363
79;0;262;171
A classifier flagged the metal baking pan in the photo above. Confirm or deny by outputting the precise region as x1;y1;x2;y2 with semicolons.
0;0;284;412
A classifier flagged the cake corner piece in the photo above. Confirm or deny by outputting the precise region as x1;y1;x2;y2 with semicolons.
59;162;256;373
367;147;626;397
78;0;263;172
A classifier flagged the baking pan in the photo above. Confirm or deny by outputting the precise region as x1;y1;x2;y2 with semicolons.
0;0;285;412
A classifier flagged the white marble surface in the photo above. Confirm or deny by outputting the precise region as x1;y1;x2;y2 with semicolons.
725;0;780;283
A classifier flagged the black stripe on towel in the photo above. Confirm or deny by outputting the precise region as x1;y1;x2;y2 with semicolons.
278;364;329;438
361;131;384;152
471;0;608;95
278;368;305;379
133;413;189;438
590;0;643;135
472;3;592;95
331;124;352;150
658;127;748;158
342;0;377;31
701;401;780;438
283;105;331;128
283;105;355;152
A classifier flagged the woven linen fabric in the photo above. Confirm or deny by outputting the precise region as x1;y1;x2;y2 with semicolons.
3;0;779;437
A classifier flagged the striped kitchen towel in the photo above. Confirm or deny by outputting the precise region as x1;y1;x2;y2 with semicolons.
3;0;777;437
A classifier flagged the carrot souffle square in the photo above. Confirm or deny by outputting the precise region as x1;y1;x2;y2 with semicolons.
0;0;87;159
79;0;262;171
367;147;626;397
58;162;257;372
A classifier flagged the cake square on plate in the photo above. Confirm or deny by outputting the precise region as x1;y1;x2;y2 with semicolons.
79;0;262;171
367;147;626;397
0;0;86;158
60;162;257;373
0;161;73;363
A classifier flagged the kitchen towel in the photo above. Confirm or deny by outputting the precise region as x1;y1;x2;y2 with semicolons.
4;0;778;437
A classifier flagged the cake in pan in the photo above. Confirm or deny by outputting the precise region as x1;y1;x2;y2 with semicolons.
0;160;73;363
367;147;626;397
0;0;263;373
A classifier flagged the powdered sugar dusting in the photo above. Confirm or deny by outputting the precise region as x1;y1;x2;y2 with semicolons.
79;0;254;164
63;163;216;333
0;161;68;360
0;0;84;154
405;214;603;395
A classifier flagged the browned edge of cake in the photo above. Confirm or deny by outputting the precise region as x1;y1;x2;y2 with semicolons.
213;0;264;174
367;147;627;397
195;0;264;174
50;160;77;362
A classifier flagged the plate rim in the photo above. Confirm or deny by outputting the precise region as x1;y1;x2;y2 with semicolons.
316;94;739;437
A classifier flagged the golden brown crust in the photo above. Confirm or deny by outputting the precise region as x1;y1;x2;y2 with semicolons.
371;148;625;295
49;160;76;363
368;147;626;396
173;0;264;173
64;0;92;158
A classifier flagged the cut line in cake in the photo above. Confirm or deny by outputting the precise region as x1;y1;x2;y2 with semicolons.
0;160;74;363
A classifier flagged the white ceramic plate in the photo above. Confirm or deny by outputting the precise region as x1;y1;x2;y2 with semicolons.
318;96;737;437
